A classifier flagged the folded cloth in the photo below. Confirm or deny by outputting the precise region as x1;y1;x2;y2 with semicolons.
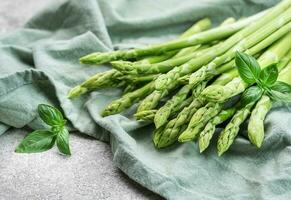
1;0;290;199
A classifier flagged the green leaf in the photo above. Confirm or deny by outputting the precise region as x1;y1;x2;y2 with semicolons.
240;86;263;107
259;63;278;87
271;81;291;94
268;90;291;102
15;130;56;153
235;52;261;85
56;128;71;155
38;104;66;126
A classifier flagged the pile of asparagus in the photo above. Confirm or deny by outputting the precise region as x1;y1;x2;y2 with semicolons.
69;0;291;155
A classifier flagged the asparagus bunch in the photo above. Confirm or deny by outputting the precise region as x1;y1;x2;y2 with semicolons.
68;0;291;156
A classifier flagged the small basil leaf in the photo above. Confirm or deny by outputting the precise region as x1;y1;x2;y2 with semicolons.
240;86;263;107
56;128;71;155
268;90;291;102
15;130;56;153
38;104;66;126
259;63;278;87
235;51;261;84
271;81;291;94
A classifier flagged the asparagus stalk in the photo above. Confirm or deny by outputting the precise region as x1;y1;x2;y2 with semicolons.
102;82;155;116
178;102;223;142
199;108;236;153
68;70;124;98
201;30;291;102
134;110;157;121
154;84;192;128
248;57;291;147
135;96;194;121
136;5;291;113
217;102;255;156
247;95;272;147
110;45;210;75
79;9;269;64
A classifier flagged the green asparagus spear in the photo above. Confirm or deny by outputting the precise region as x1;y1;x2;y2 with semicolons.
79;9;269;64
201;30;291;102
134;110;157;121
199;108;236;153
178;102;223;142
217;102;255;156
248;57;291;147
247;95;272;148
68;70;124;98
102;82;155;116
110;45;210;75
154;84;192;128
137;6;291;113
135;96;194;121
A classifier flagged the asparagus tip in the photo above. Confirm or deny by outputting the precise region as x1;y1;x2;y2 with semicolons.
79;52;105;64
67;86;88;98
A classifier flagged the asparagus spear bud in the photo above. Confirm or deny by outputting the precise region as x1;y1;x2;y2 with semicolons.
247;95;272;148
217;102;255;156
178;102;223;142
79;10;268;64
154;84;192;128
202;77;247;102
68;70;124;98
199;108;236;153
134;110;157;121
110;45;209;75
102;82;155;116
135;96;194;121
123;85;138;94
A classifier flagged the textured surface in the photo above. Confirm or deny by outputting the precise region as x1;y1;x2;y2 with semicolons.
0;1;161;199
0;129;160;200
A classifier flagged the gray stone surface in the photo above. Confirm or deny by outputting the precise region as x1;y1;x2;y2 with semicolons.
0;1;162;199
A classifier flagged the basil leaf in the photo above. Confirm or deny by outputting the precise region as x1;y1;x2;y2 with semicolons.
268;90;291;102
56;128;71;155
271;81;291;94
15;130;56;153
240;86;263;107
259;63;278;87
38;104;66;126
235;52;261;84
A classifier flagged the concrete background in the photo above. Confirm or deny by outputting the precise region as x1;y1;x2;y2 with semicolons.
0;1;163;199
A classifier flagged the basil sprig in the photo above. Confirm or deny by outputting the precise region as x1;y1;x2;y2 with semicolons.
235;52;291;107
15;104;71;155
